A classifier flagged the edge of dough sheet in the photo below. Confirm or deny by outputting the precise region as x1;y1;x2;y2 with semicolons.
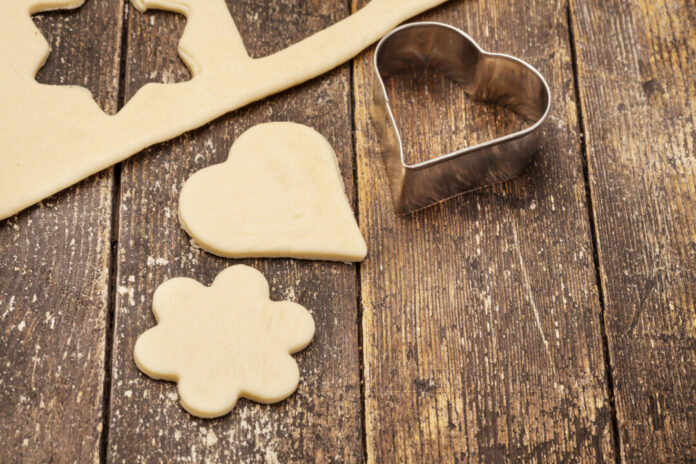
0;0;451;220
178;122;368;262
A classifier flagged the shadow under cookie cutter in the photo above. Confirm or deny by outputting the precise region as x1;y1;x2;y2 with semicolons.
370;22;552;214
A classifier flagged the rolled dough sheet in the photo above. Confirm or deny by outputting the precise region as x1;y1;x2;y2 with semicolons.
134;265;315;418
179;122;367;262
0;0;450;220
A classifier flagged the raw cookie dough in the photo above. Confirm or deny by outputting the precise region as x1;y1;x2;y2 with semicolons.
179;122;367;262
134;265;315;418
0;0;450;220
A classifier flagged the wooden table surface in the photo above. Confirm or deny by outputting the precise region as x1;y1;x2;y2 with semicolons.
1;0;695;462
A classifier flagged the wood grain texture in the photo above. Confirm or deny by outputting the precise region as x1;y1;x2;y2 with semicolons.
231;0;349;59
0;1;123;462
105;1;363;462
386;69;528;166
571;0;696;461
353;0;615;462
3;0;693;461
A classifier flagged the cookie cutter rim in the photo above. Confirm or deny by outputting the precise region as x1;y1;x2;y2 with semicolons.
371;21;552;214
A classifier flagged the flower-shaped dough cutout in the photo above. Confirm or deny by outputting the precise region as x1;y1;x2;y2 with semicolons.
134;265;315;418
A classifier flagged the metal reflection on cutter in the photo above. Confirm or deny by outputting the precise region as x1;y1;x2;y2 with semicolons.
370;22;552;214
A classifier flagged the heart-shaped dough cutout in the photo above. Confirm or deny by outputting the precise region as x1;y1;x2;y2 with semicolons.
179;122;367;262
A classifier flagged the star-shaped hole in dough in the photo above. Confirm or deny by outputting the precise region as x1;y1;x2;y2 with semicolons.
134;265;315;418
32;1;191;115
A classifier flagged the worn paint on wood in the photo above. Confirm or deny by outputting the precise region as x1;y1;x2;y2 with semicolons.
353;0;615;461
3;0;696;461
571;0;696;461
0;1;123;462
105;1;363;463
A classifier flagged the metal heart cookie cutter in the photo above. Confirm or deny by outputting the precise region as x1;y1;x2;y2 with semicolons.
370;22;552;214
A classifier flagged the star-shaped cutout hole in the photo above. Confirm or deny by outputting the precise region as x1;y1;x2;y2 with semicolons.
134;265;316;418
33;0;191;115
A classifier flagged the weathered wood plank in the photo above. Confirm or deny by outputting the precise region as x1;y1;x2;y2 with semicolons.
0;1;123;462
106;2;363;462
353;0;616;461
570;0;696;461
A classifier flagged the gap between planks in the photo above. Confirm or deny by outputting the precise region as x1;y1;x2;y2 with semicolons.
566;2;622;463
347;20;370;464
346;3;369;462
100;2;130;463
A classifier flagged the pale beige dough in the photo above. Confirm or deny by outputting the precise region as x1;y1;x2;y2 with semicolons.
0;0;450;220
179;122;367;262
134;265;315;418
